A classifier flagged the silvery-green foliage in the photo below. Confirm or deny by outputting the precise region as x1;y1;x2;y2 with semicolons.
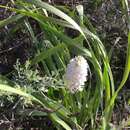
0;60;64;107
13;60;64;93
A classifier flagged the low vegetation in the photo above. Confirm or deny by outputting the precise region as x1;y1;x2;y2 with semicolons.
0;0;130;129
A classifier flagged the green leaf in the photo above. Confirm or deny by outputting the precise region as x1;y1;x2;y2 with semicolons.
0;14;23;28
31;43;67;65
0;84;51;111
50;113;72;130
26;0;85;38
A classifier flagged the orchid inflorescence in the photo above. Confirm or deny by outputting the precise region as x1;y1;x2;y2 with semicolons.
65;56;89;93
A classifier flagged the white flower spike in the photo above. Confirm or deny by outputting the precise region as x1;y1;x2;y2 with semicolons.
65;56;89;93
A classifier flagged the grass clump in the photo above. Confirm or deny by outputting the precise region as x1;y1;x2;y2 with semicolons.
0;0;130;129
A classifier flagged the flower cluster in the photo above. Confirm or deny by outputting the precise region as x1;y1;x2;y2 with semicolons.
65;56;89;93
